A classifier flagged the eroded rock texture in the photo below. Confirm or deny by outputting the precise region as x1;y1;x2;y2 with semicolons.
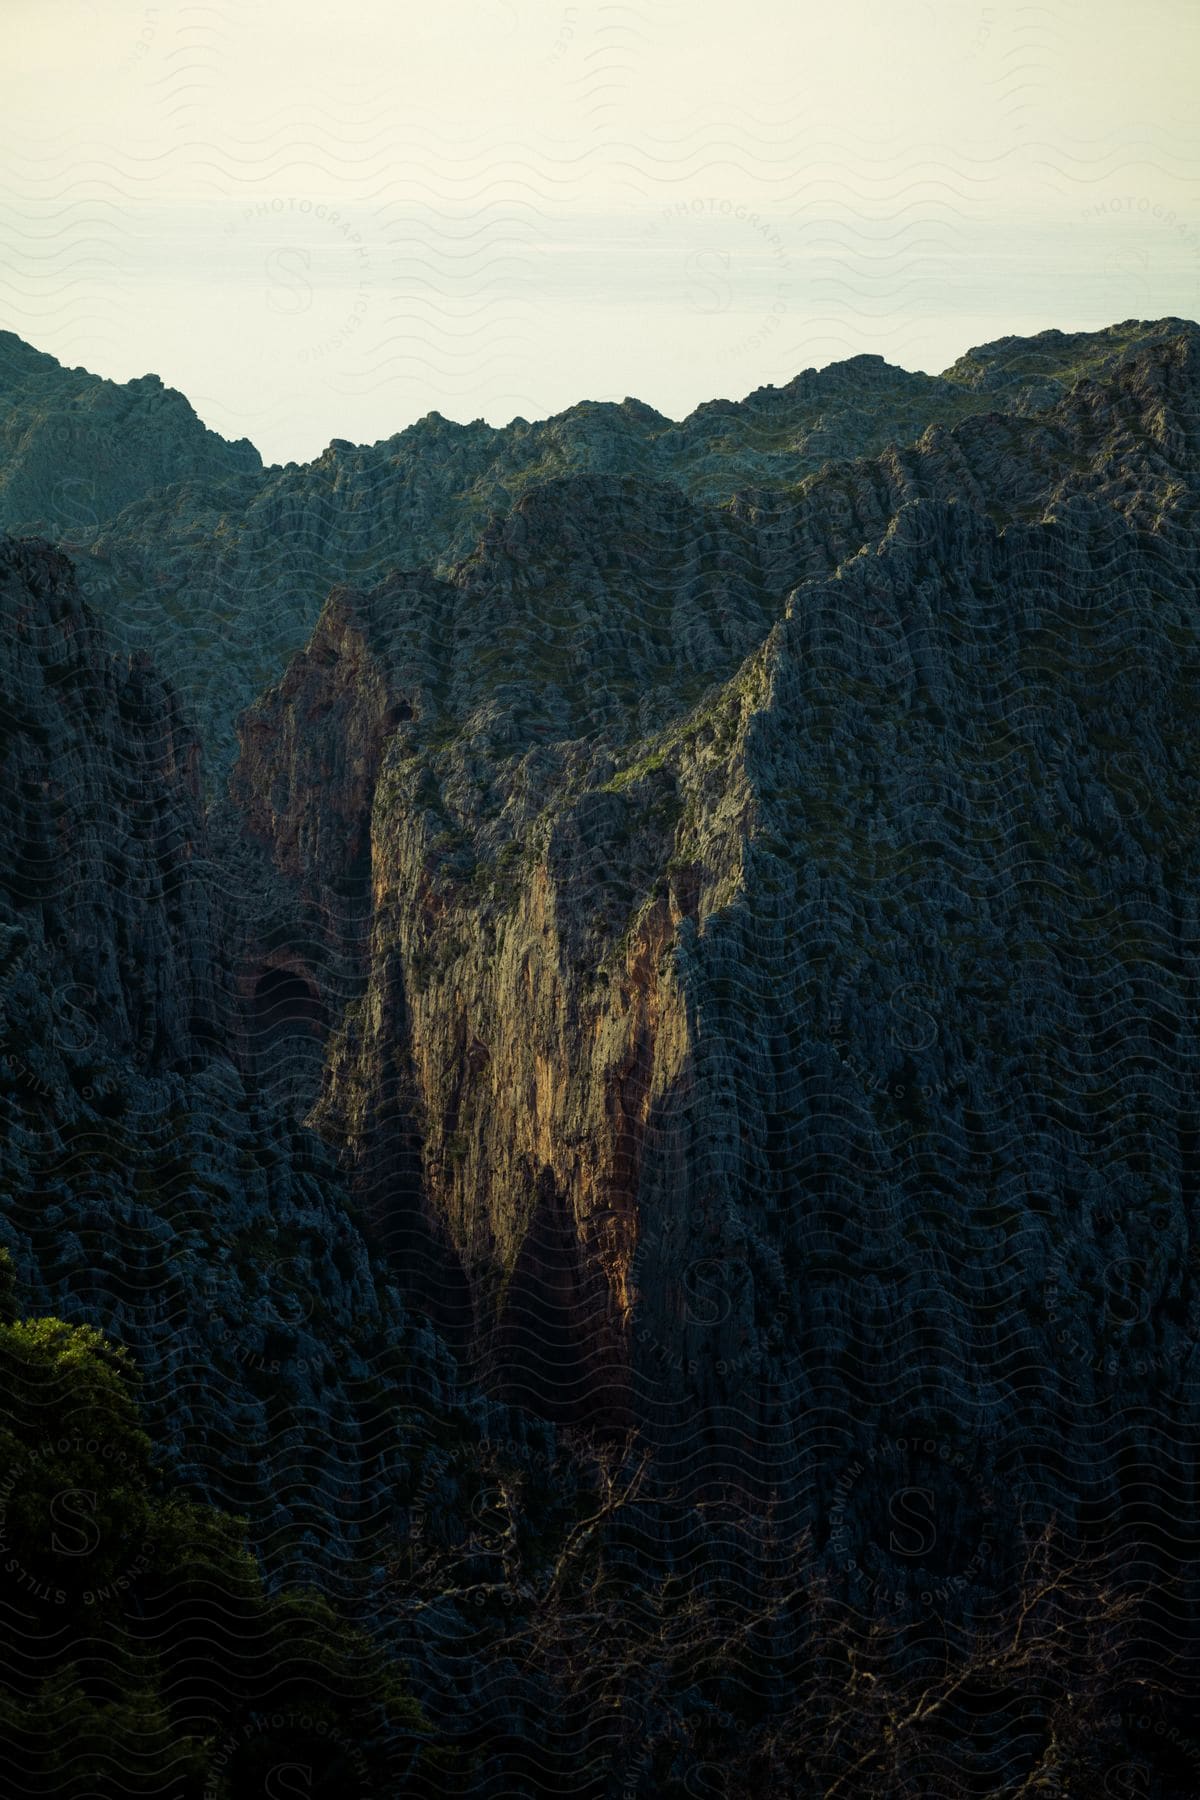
6;317;1182;780
226;322;1200;1619
0;536;546;1602
5;319;1200;1793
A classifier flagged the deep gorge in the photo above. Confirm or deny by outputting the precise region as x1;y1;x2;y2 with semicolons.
3;317;1200;1794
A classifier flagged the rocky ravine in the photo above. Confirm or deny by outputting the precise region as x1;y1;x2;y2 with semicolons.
226;322;1200;1646
0;533;552;1596
6;319;1200;1791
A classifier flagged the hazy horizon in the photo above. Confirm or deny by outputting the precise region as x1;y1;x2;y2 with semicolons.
9;0;1200;464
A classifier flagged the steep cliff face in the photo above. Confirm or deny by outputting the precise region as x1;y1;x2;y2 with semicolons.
229;325;1200;1626
0;535;218;1068
8;318;1200;1790
0;535;540;1598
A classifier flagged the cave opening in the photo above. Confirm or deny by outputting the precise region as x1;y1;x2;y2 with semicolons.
252;967;325;1035
248;966;327;1094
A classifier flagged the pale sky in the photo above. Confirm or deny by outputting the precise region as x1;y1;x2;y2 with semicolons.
7;0;1200;464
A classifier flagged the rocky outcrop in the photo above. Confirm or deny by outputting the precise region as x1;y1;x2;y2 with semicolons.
226;325;1200;1664
0;534;220;1068
10;318;1188;781
8;319;1200;1790
0;331;259;543
0;535;547;1602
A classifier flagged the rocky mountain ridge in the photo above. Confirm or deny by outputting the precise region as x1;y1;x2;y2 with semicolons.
217;323;1200;1632
0;330;260;545
5;318;1187;779
6;318;1200;1792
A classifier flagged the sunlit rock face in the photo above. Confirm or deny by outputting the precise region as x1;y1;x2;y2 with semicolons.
0;534;525;1592
5;323;1200;1785
224;322;1200;1628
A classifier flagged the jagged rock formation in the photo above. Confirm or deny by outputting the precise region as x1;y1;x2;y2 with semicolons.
0;535;552;1605
6;319;1187;781
6;319;1200;1792
0;331;259;543
228;323;1200;1643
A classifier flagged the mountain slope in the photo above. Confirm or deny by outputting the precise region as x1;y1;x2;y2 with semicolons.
6;319;1200;1791
0;331;260;544
228;323;1200;1627
6;318;1189;780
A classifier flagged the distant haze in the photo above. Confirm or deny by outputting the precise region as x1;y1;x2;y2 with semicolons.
9;0;1200;464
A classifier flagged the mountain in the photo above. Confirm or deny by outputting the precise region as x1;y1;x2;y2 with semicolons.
0;331;260;543
232;320;1200;1466
0;535;494;1575
4;320;1200;1793
4;318;1186;781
